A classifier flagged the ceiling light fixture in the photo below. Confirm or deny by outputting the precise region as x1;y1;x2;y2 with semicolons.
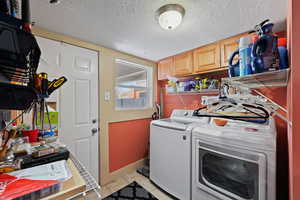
156;4;185;30
49;0;61;5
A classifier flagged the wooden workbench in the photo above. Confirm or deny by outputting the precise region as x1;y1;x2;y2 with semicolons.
41;159;86;200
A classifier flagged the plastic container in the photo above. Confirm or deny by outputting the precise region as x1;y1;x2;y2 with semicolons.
251;35;265;73
22;129;39;143
228;50;240;77
278;38;289;69
251;23;280;72
14;183;62;200
239;36;253;76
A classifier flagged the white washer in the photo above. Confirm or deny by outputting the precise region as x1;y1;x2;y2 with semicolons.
150;110;208;200
192;117;277;200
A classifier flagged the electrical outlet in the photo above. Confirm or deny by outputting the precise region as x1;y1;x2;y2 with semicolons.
105;91;110;101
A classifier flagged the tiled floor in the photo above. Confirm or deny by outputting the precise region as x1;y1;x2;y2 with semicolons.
99;171;174;200
72;171;174;200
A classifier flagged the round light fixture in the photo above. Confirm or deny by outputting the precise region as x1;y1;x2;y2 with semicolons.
156;4;185;30
49;0;61;5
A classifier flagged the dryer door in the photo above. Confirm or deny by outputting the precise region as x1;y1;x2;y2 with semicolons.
195;140;266;200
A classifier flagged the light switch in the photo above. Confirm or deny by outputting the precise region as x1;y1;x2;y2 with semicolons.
105;91;111;101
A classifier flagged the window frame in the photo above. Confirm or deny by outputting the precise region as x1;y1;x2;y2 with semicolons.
114;59;153;111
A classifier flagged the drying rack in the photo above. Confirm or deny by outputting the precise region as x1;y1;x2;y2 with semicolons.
66;153;101;199
221;68;291;126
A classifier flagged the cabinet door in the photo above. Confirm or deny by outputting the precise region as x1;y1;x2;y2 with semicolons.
220;35;240;67
193;43;221;73
158;57;173;80
174;51;193;76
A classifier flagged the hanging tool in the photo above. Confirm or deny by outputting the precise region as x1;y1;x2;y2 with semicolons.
21;0;31;32
31;74;67;132
0;129;17;161
32;72;49;132
40;73;48;132
152;103;161;120
45;101;52;130
0;120;6;130
47;76;67;95
10;0;19;17
32;103;37;130
0;0;9;14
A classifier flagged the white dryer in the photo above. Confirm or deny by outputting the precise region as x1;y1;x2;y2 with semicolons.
192;117;277;200
150;110;208;200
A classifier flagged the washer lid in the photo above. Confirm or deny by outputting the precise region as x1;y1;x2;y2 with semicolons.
151;118;191;131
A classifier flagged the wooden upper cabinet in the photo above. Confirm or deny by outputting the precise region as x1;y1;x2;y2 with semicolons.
173;51;193;76
157;33;249;77
158;57;173;80
193;43;221;73
220;35;240;67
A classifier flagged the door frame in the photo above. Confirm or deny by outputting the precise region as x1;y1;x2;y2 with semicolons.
32;28;102;182
32;27;157;186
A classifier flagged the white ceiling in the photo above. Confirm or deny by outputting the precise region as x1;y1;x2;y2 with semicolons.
31;0;287;61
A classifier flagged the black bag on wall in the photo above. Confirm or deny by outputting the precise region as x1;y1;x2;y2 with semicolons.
0;13;41;83
0;82;37;110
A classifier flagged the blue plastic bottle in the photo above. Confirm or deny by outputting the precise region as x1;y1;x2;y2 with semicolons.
251;35;265;73
278;38;289;69
228;50;240;77
239;36;253;76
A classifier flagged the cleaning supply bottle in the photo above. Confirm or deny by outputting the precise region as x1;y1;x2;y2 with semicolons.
239;36;253;76
278;38;289;69
251;20;280;72
228;49;240;77
251;35;265;73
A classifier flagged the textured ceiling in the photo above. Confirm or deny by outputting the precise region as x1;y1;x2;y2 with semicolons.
31;0;287;61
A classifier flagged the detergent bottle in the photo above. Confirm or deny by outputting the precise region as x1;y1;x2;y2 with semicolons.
278;38;289;69
238;36;253;76
228;36;252;77
250;35;265;73
228;49;239;77
251;19;280;72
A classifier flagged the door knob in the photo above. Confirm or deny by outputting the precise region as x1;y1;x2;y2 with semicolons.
91;128;98;135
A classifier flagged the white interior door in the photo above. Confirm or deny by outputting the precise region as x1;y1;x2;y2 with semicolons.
60;43;99;182
36;37;99;182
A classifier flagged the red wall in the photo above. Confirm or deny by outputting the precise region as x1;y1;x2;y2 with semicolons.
288;0;300;199
109;118;152;172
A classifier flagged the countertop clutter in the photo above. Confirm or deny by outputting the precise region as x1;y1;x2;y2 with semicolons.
40;160;86;200
0;131;87;200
